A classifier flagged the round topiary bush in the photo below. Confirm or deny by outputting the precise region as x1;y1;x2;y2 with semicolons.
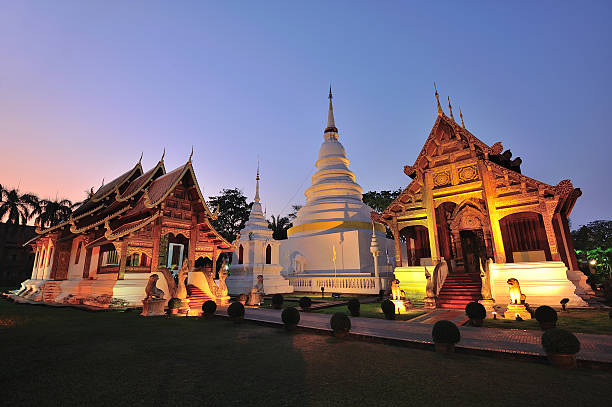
534;305;558;330
168;298;182;309
281;307;301;331
202;300;217;318
432;320;461;345
330;312;351;337
227;301;245;322
465;302;486;326
238;293;247;304
271;294;284;309
347;298;360;317
541;328;580;355
381;299;395;320
299;296;312;311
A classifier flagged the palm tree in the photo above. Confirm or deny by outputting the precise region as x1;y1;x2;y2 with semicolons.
72;187;95;209
34;198;74;228
268;214;291;240
0;188;32;224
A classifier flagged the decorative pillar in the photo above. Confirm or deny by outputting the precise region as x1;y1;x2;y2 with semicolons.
423;173;440;264
479;162;506;263
541;206;561;261
370;223;382;291
116;240;128;280
390;221;403;267
31;248;39;279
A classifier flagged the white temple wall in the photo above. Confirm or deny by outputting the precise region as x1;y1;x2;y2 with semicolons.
67;238;86;280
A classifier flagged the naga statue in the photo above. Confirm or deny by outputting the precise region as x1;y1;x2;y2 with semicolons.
424;268;435;299
175;258;189;300
479;258;493;300
144;274;165;300
201;255;229;299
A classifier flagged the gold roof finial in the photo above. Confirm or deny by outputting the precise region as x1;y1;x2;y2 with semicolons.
188;146;193;162
448;96;455;121
161;148;165;161
459;107;465;128
138;151;143;164
434;82;442;116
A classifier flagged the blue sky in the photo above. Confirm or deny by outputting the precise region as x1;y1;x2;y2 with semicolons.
0;1;610;227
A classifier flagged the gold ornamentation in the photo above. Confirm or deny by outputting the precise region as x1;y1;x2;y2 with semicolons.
458;165;479;183
433;171;451;188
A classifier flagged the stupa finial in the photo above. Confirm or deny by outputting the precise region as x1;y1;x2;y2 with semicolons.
434;82;442;116
254;161;260;203
448;96;455;121
459;107;465;128
324;85;338;137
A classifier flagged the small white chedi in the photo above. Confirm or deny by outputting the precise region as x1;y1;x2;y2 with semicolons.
226;166;293;295
279;88;394;291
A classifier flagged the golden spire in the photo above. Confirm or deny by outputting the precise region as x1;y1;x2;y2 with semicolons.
459;107;465;128
325;85;338;136
434;82;442;116
161;148;165;161
188;146;193;163
138;151;143;165
447;96;454;121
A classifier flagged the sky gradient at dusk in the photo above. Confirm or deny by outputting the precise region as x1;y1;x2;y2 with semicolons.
1;1;610;228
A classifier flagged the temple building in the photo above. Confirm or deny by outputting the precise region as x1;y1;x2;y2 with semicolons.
13;152;234;307
280;89;395;294
372;88;592;309
227;165;293;295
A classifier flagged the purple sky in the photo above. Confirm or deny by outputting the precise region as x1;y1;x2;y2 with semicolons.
1;1;610;228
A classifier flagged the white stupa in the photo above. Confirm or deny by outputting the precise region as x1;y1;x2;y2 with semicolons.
279;88;394;278
227;165;293;295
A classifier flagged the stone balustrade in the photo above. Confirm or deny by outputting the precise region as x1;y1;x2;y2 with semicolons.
287;275;391;294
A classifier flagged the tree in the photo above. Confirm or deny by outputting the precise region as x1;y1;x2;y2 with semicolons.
362;189;402;213
0;188;35;225
287;204;302;221
572;220;612;284
268;214;291;240
208;188;252;242
34;199;74;228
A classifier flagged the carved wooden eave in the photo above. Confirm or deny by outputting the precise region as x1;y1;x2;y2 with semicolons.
486;160;556;194
411;113;494;172
198;217;235;251
69;206;130;234
104;212;161;241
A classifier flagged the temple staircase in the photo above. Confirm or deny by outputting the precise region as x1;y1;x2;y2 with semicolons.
437;273;481;309
42;281;62;303
186;284;214;315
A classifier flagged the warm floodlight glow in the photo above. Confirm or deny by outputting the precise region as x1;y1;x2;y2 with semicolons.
589;259;597;266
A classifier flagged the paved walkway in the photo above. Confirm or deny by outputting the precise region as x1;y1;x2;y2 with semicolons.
229;307;612;365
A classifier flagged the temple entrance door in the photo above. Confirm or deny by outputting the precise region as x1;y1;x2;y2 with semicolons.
459;230;483;275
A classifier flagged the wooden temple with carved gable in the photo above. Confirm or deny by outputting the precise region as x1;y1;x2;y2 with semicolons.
15;153;234;307
372;89;592;309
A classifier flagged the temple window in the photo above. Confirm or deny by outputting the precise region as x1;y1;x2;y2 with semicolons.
499;212;552;262
238;245;244;264
265;244;272;264
102;249;119;266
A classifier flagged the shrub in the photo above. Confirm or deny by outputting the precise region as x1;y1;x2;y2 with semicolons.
347;299;360;317
381;299;395;320
238;293;247;303
281;307;301;329
534;305;558;330
465;302;486;320
202;300;217;316
168;298;182;309
299;296;312;310
271;294;284;309
227;301;245;320
432;320;461;344
541;328;580;355
560;298;570;311
330;312;351;335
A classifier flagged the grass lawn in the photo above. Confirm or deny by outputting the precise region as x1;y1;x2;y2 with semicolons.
1;298;611;407
314;302;426;321
484;308;612;335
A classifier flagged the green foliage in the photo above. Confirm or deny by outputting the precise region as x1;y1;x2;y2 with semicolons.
381;299;395;319
572;220;612;284
268;214;291;240
541;328;580;354
281;307;301;326
168;298;182;309
298;296;312;310
347;299;360;317
208;188;252;242
432;320;461;344
330;312;351;333
227;301;245;319
362;189;402;213
465;302;486;320
202;300;217;315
